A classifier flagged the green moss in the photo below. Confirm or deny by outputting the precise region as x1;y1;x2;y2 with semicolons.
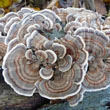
42;23;66;40
45;29;66;40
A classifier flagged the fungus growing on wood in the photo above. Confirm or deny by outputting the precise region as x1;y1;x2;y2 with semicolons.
52;7;68;23
53;7;104;30
67;88;85;107
0;12;18;25
3;44;41;96
26;32;88;99
74;27;110;91
17;7;35;19
2;7;110;107
3;34;88;103
40;9;61;24
2;7;89;107
102;17;110;38
64;21;82;34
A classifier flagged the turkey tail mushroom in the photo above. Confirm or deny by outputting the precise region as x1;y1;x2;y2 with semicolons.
74;27;109;57
3;7;110;107
0;12;18;25
35;33;88;100
5;22;21;45
36;70;81;100
67;88;85;107
61;34;88;66
4;17;20;34
7;38;20;52
41;9;61;24
26;30;48;49
64;21;82;34
74;27;110;91
52;7;68;23
3;44;41;96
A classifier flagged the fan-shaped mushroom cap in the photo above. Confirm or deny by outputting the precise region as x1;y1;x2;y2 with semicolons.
45;50;57;64
26;30;48;49
68;88;84;107
17;14;53;44
36;37;86;99
10;13;52;45
52;43;66;59
66;8;97;22
0;12;19;39
64;8;84;22
58;55;72;72
7;38;20;52
36;67;81;99
32;13;53;30
64;21;82;33
25;49;34;60
74;27;110;91
17;19;35;43
18;8;34;19
74;27;109;57
0;12;18;25
65;32;85;50
5;12;18;22
27;24;40;33
41;18;53;30
43;40;53;49
66;8;103;29
53;23;62;31
82;61;110;91
61;34;88;66
20;7;34;13
39;66;54;80
34;50;48;65
4;17;20;33
3;44;40;96
41;9;61;23
102;25;110;38
5;22;21;45
52;7;68;22
72;64;86;84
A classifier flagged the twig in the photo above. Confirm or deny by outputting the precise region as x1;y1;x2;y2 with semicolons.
47;0;58;9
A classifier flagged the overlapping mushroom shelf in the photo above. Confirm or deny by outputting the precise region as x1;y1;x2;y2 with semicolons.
1;7;110;107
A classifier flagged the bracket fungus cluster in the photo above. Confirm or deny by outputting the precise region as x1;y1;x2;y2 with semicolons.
1;7;110;107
